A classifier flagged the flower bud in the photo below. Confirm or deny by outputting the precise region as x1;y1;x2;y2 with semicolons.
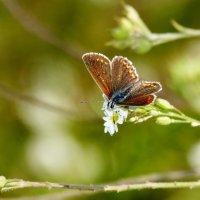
134;107;146;114
124;4;150;34
112;18;132;40
131;37;152;54
149;110;160;116
191;122;200;127
130;117;136;122
110;4;153;53
155;98;174;110
0;176;6;188
156;116;171;125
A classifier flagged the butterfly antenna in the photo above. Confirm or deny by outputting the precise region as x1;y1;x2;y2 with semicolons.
80;100;104;104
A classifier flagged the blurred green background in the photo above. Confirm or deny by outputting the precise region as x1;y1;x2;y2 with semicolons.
0;0;200;199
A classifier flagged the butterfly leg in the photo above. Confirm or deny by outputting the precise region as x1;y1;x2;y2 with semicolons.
107;100;115;109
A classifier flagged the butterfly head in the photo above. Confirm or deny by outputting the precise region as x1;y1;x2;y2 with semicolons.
107;100;115;110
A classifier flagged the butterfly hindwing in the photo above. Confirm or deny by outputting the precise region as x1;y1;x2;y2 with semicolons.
120;95;156;106
82;53;112;98
129;81;162;98
118;81;161;106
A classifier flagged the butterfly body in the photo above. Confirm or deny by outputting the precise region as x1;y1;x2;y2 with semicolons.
82;53;162;109
108;87;131;109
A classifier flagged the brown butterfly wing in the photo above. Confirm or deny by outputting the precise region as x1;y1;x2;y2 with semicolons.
119;81;162;106
119;95;156;106
111;56;138;92
130;81;162;98
82;53;112;98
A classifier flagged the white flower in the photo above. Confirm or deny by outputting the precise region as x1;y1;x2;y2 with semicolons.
103;109;116;135
116;108;128;124
104;118;118;136
102;97;129;135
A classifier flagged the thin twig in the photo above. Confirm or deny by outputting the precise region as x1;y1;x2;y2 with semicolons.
0;82;73;116
104;181;200;191
4;190;92;200
1;0;85;59
0;0;87;114
114;170;200;184
1;177;200;193
4;171;199;200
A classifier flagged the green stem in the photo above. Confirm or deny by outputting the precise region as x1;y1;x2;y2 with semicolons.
164;111;200;126
149;32;200;46
2;177;200;193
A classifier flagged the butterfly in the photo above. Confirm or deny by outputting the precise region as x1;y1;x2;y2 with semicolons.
82;53;162;109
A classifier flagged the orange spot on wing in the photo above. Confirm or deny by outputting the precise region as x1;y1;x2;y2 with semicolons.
143;83;151;86
122;61;127;65
131;74;135;78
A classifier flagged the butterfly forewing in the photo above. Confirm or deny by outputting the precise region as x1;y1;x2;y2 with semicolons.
111;56;138;92
82;53;112;98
